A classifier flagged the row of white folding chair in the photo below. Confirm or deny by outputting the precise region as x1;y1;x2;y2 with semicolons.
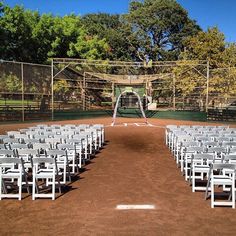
0;144;77;179
28;124;105;146
171;133;236;160
177;141;236;163
166;125;230;140
166;125;234;147
2;134;87;152
19;130;96;154
185;154;236;208
181;147;227;181
166;128;236;208
20;124;105;150
0;149;70;200
187;153;236;191
0;155;62;200
0;136;88;167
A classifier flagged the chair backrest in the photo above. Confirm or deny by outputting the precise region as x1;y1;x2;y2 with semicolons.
211;163;236;171
197;136;213;142
0;135;9;142
10;143;29;150
32;157;55;165
32;143;51;150
66;138;82;144
0;149;15;157
3;138;19;144
46;150;67;157
14;134;29;140
207;147;227;154
223;154;236;162
7;131;20;138
217;137;231;142
0;144;6;149
202;141;219;148
24;138;41;144
181;141;200;147
185;146;205;153
17;148;38;156
57;144;75;150
33;134;48;141
0;157;22;165
40;132;55;137
192;153;215;160
222;142;236;147
45;137;61;144
229;147;236;154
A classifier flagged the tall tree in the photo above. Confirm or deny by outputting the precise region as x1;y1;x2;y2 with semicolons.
0;5;39;62
181;27;225;67
124;0;201;61
81;13;137;61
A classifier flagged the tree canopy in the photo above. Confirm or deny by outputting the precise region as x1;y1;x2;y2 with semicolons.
0;1;235;70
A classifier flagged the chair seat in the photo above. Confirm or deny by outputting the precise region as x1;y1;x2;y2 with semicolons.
2;172;24;178
194;166;210;172
212;176;233;185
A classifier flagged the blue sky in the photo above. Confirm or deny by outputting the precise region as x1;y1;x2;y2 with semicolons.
3;0;236;42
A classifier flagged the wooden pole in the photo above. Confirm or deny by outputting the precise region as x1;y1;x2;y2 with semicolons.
51;59;54;120
206;60;210;112
83;72;86;110
21;63;25;122
173;74;176;111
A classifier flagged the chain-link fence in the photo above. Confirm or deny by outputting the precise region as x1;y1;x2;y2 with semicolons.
0;59;235;121
0;60;51;121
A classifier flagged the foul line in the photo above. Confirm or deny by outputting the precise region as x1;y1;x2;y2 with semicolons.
107;122;165;128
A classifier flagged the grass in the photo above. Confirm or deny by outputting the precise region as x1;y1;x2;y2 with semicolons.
0;99;38;106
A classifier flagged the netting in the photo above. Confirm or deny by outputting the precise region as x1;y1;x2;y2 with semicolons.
0;59;235;122
0;61;51;121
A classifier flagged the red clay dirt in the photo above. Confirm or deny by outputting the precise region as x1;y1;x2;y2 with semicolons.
0;117;236;236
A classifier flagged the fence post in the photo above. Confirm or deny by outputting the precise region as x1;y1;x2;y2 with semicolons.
83;72;86;110
51;59;54;120
112;82;115;109
173;73;176;111
21;63;25;122
206;60;210;112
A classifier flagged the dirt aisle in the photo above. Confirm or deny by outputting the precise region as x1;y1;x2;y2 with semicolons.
0;119;236;235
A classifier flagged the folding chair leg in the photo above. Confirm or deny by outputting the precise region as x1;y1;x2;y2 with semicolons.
211;179;214;208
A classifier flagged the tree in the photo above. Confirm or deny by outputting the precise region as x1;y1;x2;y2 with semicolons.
180;27;236;106
124;0;201;61
0;5;39;62
181;27;225;67
81;13;137;61
0;73;21;92
67;31;110;60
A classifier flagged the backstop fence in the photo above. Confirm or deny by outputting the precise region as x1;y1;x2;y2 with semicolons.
0;59;235;121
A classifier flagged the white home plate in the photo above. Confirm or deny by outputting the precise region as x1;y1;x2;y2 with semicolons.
116;204;155;210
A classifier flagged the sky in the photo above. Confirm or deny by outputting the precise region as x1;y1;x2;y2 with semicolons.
3;0;236;42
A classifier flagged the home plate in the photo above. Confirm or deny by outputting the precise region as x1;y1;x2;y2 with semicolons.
116;204;155;210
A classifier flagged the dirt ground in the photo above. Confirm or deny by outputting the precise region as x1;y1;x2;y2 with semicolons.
0;117;236;236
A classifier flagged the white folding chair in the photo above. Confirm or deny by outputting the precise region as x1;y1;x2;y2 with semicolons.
57;144;81;173
183;146;205;180
205;163;236;208
32;157;61;200
46;150;71;184
0;157;29;200
191;153;215;192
